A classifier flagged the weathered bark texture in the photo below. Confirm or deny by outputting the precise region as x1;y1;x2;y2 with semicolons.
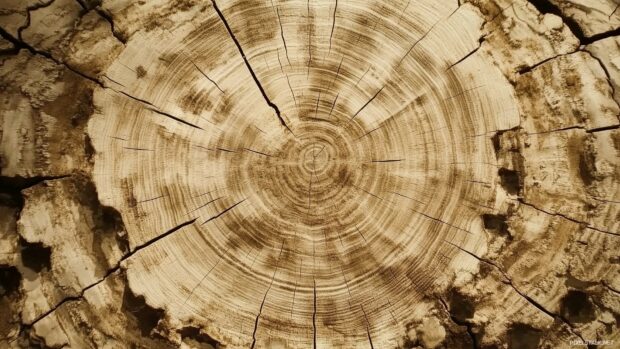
1;0;619;348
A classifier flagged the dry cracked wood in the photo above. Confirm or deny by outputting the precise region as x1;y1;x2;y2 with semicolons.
0;0;619;348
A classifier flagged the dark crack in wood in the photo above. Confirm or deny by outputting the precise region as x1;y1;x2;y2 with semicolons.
201;199;247;225
211;0;292;133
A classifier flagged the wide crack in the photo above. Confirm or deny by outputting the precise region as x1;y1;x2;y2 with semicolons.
437;297;477;349
527;0;620;45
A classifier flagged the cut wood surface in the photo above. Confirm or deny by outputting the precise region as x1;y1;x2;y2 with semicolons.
0;0;619;348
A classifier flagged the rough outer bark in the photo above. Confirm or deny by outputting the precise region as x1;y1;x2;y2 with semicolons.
0;0;619;348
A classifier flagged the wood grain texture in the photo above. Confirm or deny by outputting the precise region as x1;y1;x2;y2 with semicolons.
0;0;619;348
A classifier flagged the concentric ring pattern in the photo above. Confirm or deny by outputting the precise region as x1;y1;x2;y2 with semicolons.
88;0;519;347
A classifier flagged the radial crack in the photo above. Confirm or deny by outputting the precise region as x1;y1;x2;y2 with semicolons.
307;0;312;75
275;7;290;65
23;271;110;327
447;36;486;70
122;146;151;151
202;199;246;225
250;294;267;349
286;74;298;107
211;0;292;133
328;93;339;118
313;280;317;349
149;107;203;130
251;267;278;349
350;87;384;120
444;240;586;342
187;196;223;214
517;199;619;237
0;25;101;85
398;17;443;65
329;0;338;53
314;91;321;118
132;218;198;253
371;159;403;163
412;209;473;234
243;148;274;157
23;218;197;328
113;90;204;130
360;306;375;349
184;258;223;304
190;61;224;93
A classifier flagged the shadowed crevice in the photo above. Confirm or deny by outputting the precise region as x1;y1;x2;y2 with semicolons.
442;239;586;343
19;239;51;273
0;266;22;297
560;290;596;324
438;294;478;349
179;326;220;348
498;168;521;195
527;0;620;45
507;323;543;349
122;283;165;336
482;214;511;239
0;175;70;195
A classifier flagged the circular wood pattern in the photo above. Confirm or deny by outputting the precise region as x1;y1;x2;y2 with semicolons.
2;0;620;347
88;1;520;347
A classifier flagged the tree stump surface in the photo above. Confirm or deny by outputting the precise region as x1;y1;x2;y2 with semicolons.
0;0;619;348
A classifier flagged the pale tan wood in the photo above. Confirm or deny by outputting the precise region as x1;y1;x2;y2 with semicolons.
87;1;508;347
0;0;619;348
547;0;620;38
